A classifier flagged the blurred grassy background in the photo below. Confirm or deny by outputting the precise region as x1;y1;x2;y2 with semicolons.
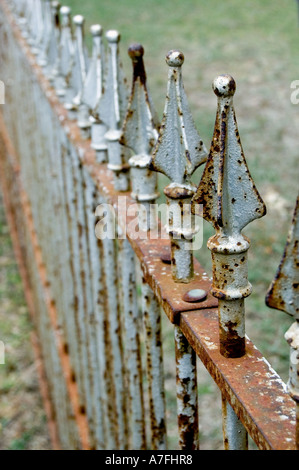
0;0;298;450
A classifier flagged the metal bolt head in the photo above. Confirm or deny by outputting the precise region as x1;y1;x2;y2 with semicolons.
160;248;171;264
183;288;207;303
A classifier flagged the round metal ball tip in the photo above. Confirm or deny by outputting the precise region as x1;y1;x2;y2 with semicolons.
128;43;144;60
90;24;102;36
106;30;120;43
166;50;184;67
73;15;85;25
213;75;236;98
60;5;71;15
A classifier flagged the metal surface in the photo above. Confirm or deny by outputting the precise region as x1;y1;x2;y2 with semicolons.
77;24;104;139
54;5;74;99
150;50;208;449
180;308;296;450
151;50;207;283
191;74;266;449
266;194;299;449
97;30;130;190
120;43;167;449
192;74;266;358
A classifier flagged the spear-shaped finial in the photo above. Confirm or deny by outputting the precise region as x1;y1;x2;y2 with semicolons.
191;74;266;450
151;51;207;187
45;1;61;81
150;50;207;282
119;45;167;449
54;5;74;98
266;194;299;449
266;194;299;320
150;50;208;450
77;24;104;139
66;14;89;114
37;0;52;67
120;43;160;231
30;0;44;55
97;30;130;191
192;74;266;358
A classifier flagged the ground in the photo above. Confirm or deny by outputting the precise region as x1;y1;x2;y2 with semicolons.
0;194;51;450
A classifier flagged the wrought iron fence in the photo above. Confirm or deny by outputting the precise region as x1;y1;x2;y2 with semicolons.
0;0;298;450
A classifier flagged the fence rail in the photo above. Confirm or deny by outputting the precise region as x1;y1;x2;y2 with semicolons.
0;0;298;450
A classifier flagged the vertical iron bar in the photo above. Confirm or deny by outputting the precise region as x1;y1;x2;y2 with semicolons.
120;43;167;449
150;50;208;449
266;194;299;450
119;236;146;449
96;201;128;449
192;74;267;449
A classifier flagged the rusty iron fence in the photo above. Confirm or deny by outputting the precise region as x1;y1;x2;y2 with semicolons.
0;0;298;451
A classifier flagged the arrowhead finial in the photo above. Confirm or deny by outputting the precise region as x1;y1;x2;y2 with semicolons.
265;194;299;450
266;194;299;319
96;30;128;131
149;50;207;282
150;50;207;186
120;44;160;229
191;75;266;358
71;14;89;106
77;24;104;137
54;5;74;98
120;43;159;156
97;30;130;190
191;74;266;236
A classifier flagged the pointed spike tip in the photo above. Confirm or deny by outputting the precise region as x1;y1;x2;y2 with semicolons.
213;74;236;98
166;50;184;67
106;29;121;43
128;43;144;60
